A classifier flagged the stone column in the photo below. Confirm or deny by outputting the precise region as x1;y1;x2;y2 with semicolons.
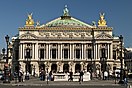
84;44;86;59
98;44;100;59
110;44;113;59
35;43;39;60
73;44;74;59
58;44;61;59
19;43;22;59
96;44;98;59
73;63;75;73
48;44;50;59
107;44;110;59
70;44;72;59
23;44;25;59
60;44;62;60
94;44;96;60
82;44;84;59
32;44;34;59
46;44;48;59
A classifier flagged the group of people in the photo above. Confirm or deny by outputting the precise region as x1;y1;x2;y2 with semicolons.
14;70;24;82
39;70;54;81
68;70;84;83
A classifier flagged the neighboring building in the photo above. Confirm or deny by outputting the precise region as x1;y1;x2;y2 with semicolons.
12;6;124;76
124;48;132;72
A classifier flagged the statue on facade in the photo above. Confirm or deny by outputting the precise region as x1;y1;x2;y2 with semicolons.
63;5;69;16
98;13;107;26
25;13;34;26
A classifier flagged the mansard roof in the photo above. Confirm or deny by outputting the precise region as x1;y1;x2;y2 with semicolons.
42;16;94;28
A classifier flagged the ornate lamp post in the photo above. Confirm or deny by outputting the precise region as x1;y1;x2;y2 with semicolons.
3;35;10;83
5;35;9;63
118;35;124;84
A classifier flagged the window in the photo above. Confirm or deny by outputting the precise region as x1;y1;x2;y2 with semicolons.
25;48;31;58
101;48;106;58
64;49;68;59
113;50;116;60
40;49;44;59
76;49;80;59
52;49;56;59
87;49;92;59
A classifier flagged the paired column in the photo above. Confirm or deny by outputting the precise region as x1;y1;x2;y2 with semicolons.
35;43;38;60
82;44;84;59
60;44;62;60
107;44;110;59
19;43;22;59
110;44;112;59
22;44;25;59
84;44;86;59
46;44;48;59
48;44;50;59
70;44;72;59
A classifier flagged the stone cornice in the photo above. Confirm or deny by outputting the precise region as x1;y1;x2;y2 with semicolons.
18;26;112;31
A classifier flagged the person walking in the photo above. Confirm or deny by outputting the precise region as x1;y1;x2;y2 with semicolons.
68;71;73;81
14;71;18;83
79;70;84;83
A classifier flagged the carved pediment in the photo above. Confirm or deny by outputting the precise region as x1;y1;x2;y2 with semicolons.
95;32;113;39
19;32;38;39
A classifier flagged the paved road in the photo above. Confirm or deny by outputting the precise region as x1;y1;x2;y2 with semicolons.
0;85;127;88
0;77;129;88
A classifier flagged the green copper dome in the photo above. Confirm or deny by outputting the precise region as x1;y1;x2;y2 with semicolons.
45;5;94;28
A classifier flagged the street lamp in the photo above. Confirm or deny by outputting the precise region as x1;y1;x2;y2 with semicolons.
5;35;9;63
118;35;124;84
3;35;10;83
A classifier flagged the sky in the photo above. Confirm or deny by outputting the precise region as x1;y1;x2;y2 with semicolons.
0;0;132;51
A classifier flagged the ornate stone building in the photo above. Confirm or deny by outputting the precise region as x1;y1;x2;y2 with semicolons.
15;6;123;76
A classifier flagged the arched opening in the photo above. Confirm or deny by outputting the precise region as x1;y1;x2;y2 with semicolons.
25;62;32;74
51;64;57;73
87;64;91;72
63;64;69;73
39;64;45;71
75;64;81;73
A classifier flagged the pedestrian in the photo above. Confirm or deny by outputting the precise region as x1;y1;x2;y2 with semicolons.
79;70;84;83
39;69;45;81
14;71;18;83
68;71;73;81
49;71;52;81
18;70;23;82
104;71;108;80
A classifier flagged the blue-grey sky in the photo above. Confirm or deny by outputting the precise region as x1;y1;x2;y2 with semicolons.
0;0;132;51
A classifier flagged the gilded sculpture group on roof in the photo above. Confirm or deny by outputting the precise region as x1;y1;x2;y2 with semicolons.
98;13;107;26
25;13;34;26
24;6;107;28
